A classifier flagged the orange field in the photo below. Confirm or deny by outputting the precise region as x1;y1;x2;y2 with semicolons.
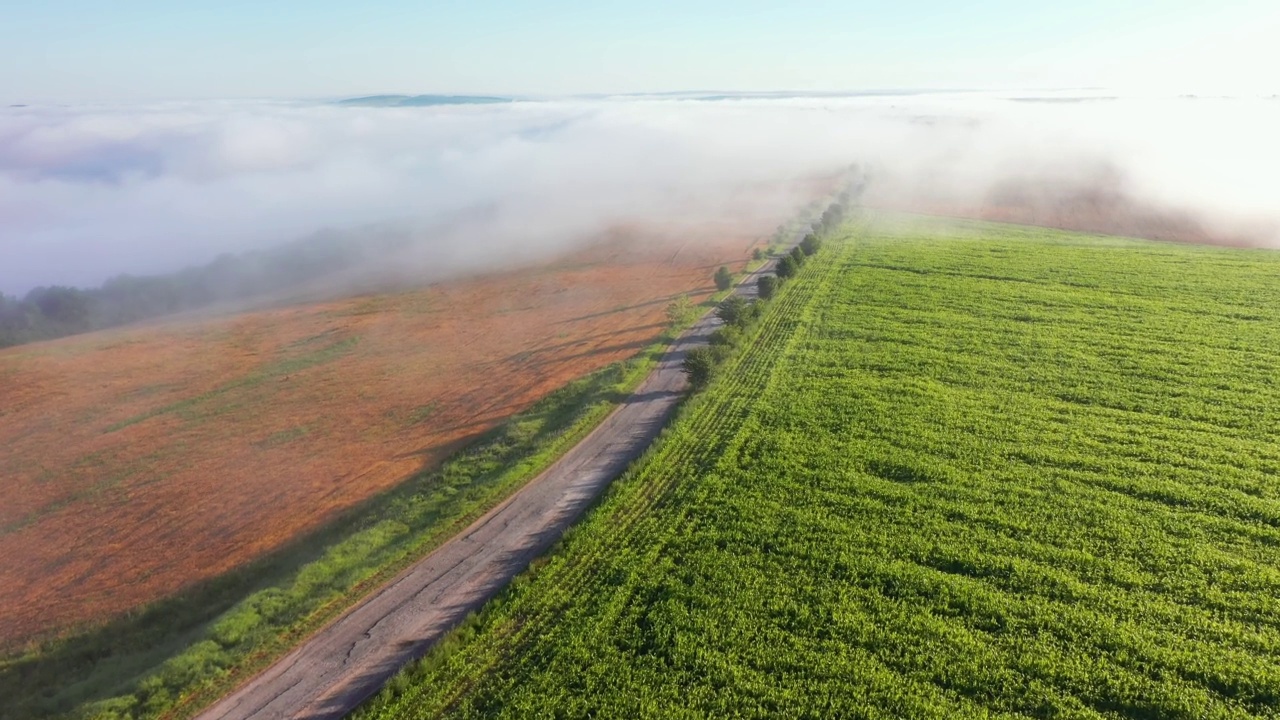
0;221;777;649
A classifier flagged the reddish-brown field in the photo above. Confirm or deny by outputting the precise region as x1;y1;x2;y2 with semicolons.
883;171;1267;247
0;223;772;649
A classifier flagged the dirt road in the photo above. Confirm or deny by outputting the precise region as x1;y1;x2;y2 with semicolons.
195;251;790;720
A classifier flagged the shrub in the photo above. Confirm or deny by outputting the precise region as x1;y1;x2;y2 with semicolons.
681;347;716;390
752;247;766;261
665;294;695;327
710;325;743;348
715;296;751;328
790;246;806;265
800;234;822;256
818;203;844;233
757;275;777;300
776;255;799;279
714;266;734;291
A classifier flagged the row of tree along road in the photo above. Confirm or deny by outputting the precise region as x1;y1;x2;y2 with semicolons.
684;198;843;390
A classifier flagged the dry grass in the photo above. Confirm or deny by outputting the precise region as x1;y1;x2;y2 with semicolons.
0;223;769;649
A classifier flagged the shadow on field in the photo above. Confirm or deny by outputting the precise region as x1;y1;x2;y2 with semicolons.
504;322;669;359
395;340;675;467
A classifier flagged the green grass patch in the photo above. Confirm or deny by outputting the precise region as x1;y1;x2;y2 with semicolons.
355;214;1280;719
403;402;440;425
0;453;163;538
253;426;310;449
103;337;359;433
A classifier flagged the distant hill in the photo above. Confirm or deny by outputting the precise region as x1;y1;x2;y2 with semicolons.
336;94;514;107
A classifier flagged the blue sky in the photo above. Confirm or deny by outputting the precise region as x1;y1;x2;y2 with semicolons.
2;0;1277;100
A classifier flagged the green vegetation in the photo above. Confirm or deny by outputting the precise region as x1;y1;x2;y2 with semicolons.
714;266;734;291
776;252;798;278
756;274;776;300
664;293;696;327
683;216;827;394
356;215;1280;719
712;295;751;329
789;244;806;266
679;347;716;391
800;232;822;256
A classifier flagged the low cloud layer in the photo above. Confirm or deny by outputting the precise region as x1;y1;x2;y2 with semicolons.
2;92;1278;294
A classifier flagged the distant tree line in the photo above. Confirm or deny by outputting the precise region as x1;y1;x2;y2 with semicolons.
714;265;735;291
0;229;402;349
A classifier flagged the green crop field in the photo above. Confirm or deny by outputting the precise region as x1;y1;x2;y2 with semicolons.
357;214;1280;719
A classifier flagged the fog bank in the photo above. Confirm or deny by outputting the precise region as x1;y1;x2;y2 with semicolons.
2;92;1277;294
